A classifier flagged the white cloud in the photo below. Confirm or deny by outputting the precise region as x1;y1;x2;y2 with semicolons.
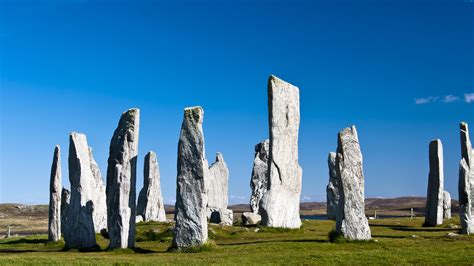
415;96;438;105
465;93;474;103
442;95;459;103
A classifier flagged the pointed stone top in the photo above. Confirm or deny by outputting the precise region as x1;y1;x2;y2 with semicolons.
214;152;224;162
124;108;139;114
183;106;204;123
460;122;469;132
146;150;156;157
55;145;60;150
268;75;299;90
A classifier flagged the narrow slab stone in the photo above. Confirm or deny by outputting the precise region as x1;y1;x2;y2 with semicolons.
459;159;474;234
89;147;108;232
137;151;166;222
443;191;451;220
106;108;140;249
260;75;302;229
326;152;339;220
425;139;444;226
335;126;371;240
61;188;70;236
48;145;61;242
207;152;229;210
172;106;208;249
460;122;472;167
250;139;269;214
64;133;99;249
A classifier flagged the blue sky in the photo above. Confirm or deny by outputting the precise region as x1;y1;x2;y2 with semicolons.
0;0;472;204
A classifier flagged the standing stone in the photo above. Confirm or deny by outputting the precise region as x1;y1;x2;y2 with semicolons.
425;139;444;226
207;153;229;210
64;133;99;249
443;191;451;219
250;139;269;214
206;153;232;225
48;145;61;242
89;147;108;232
335;126;371;240
137;151;166;222
326;152;339;220
459;122;474;234
172;106;208;249
260;75;302;229
106;108;140;249
61;188;70;235
459;159;473;234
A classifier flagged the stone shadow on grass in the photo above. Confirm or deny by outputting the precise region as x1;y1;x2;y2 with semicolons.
219;239;327;246
0;238;48;245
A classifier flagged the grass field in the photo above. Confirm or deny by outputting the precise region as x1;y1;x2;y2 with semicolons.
0;217;473;265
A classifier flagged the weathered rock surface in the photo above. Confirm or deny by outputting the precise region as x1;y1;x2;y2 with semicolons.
106;108;140;249
64;133;99;249
425;139;444;226
60;188;70;235
335;126;371;240
209;208;233;226
242;212;262;226
460;122;472;167
48;145;61;242
260;75;302;229
443;191;451;220
326;152;339;220
207;152;229;210
250;139;269;213
89;147;108;232
172;106;208;249
137;151;166;222
459;159;473;234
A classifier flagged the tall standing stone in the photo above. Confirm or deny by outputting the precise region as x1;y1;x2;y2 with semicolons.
335;126;371;240
459;159;473;234
89;147;108;232
260;75;302;229
106;108;140;249
443;191;451;219
207;153;229;210
326;152;339;220
61;188;70;235
137;151;166;222
64;133;99;249
48;145;61;242
250;139;269;213
425;139;444;226
459;122;474;234
172;106;208;248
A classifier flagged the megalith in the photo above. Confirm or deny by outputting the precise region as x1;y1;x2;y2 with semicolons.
172;106;208;249
459;122;474;234
260;75;302;229
48;145;61;242
326;152;339;220
137;151;166;222
106;108;140;249
250;139;269;214
425;139;444;226
206;152;232;225
64;133;100;249
443;191;451;220
335;126;371;240
61;188;70;235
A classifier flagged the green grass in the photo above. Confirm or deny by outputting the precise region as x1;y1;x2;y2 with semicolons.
0;217;473;265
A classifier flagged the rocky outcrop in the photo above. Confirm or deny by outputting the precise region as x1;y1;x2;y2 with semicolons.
64;133;100;249
106;108;140;249
326;152;339;220
250;139;269;213
241;212;262;226
260;75;302;229
172;106;208;249
459;122;474;234
61;188;70;235
207;153;229;209
137;151;166;222
443;191;451;219
425;139;444;226
335;126;371;240
48;145;61;242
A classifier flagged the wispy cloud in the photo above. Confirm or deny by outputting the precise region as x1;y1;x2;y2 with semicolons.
415;96;438;105
442;95;459;103
465;93;474;103
415;93;471;105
